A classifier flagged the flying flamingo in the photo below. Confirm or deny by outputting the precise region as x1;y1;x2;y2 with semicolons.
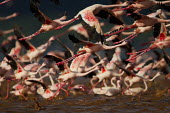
127;31;170;61
105;10;170;38
72;2;128;43
14;27;55;62
69;34;128;54
19;0;77;40
112;0;170;13
27;80;55;99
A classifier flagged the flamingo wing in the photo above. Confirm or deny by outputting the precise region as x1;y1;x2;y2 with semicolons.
27;80;47;90
56;38;74;58
162;49;170;66
30;0;53;24
153;23;161;38
43;55;65;71
114;62;136;76
128;13;142;20
95;8;123;25
79;11;106;43
68;34;95;46
1;52;18;71
14;27;36;51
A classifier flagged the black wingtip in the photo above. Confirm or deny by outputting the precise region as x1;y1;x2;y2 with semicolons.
68;34;80;43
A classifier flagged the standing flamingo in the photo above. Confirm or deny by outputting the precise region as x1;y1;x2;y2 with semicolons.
123;80;148;96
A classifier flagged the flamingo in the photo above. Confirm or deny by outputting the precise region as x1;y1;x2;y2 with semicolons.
19;0;77;40
73;2;128;43
105;10;170;37
126;19;170;61
27;80;55;99
123;80;148;96
69;34;128;54
92;77;121;96
58;65;99;82
112;0;170;12
14;27;55;62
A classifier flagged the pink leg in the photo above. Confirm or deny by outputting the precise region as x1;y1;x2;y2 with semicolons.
56;53;84;65
122;86;130;95
4;80;10;99
104;25;137;37
19;91;27;100
112;7;130;12
60;88;69;96
140;41;155;46
19;31;41;40
88;81;100;94
55;17;79;30
114;33;138;44
0;0;11;5
126;48;151;61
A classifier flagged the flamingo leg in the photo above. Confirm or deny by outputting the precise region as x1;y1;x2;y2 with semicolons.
88;81;100;94
112;7;130;12
0;0;11;5
4;80;10;99
19;31;41;41
104;25;137;37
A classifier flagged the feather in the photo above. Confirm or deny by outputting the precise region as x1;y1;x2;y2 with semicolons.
27;80;47;90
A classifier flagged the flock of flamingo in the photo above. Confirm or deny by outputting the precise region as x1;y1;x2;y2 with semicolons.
0;0;170;100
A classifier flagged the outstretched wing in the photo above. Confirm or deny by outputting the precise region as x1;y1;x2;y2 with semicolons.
68;34;95;46
27;80;47;90
1;50;18;70
96;8;124;25
30;0;53;24
128;13;142;20
114;62;136;76
14;27;36;51
43;55;65;71
162;49;170;66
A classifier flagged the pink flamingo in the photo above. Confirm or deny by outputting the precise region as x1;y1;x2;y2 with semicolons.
92;77;122;96
73;2;128;43
69;34;128;54
19;0;77;40
112;0;170;12
123;80;148;96
105;10;170;38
